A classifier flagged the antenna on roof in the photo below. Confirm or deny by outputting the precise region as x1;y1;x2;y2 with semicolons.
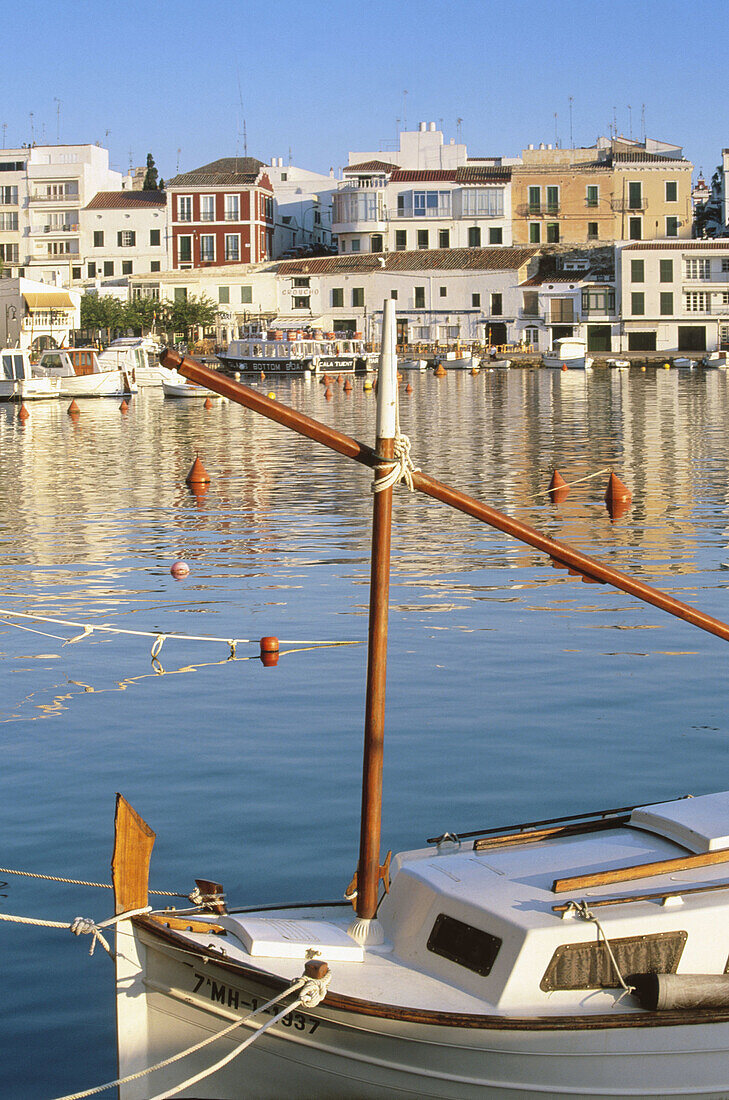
641;104;646;142
243;119;248;159
29;111;35;144
628;104;632;140
613;105;617;138
568;96;573;149
128;147;133;173
54;97;61;144
176;148;181;173
554;112;558;147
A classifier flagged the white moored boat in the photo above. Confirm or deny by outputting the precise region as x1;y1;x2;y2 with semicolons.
112;306;729;1098
97;337;162;388
0;348;60;401
34;347;136;397
435;349;481;370
543;337;593;371
160;366;226;399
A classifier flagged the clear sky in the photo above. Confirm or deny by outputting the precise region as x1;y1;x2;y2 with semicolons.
5;0;726;183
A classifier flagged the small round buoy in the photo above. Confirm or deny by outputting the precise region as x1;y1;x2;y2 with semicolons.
204;397;213;410
170;560;190;579
325;386;333;400
67;399;80;416
405;382;413;394
435;365;447;377
17;403;29;422
186;454;211;486
561;364;568;372
343;378;353;393
260;370;266;381
119;399;129;413
664;363;670;370
363;379;373;391
260;636;280;667
267;391;276;400
470;367;479;376
641;365;646;372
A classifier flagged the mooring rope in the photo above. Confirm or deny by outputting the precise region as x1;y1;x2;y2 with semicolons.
534;467;611;498
0;865;188;898
51;967;331;1100
0;905;151;958
564;899;635;999
372;386;420;494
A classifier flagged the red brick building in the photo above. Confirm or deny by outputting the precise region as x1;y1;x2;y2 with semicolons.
167;157;274;270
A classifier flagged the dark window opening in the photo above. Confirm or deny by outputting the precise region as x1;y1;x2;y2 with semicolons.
427;914;502;977
541;931;686;992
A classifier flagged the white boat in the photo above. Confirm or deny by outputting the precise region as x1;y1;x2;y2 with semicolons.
0;348;60;401
398;357;428;371
160;366;226;399
113;317;729;1098
435;349;481;370
607;358;630;370
97;337;163;388
673;357;696;369
34;347;137;397
219;328;372;375
543;337;593;371
701;352;728;369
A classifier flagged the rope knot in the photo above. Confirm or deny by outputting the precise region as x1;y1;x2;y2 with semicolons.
372;433;419;494
70;915;112;957
298;971;332;1008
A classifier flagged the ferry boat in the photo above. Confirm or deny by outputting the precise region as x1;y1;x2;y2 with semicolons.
34;347;136;398
112;308;729;1098
0;348;60;401
218;327;372;376
543;337;593;371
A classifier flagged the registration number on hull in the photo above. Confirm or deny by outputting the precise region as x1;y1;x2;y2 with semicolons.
192;971;320;1033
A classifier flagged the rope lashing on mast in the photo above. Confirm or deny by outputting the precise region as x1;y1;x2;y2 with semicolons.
371;391;420;494
0;905;151;958
563;899;636;1000
51;964;332;1100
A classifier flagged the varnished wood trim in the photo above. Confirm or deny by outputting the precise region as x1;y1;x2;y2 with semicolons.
552;847;729;894
148;914;225;934
553;879;729;913
112;794;155;916
474;816;629;851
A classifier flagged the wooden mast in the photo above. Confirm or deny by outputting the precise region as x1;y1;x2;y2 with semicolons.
355;299;397;927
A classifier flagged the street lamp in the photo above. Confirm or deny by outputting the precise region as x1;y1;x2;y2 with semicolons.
4;303;17;346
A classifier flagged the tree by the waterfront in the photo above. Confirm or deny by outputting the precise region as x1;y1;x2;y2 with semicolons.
142;153;160;191
80;293;126;340
165;293;218;343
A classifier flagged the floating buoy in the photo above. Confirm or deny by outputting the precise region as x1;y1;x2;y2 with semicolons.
17;403;29;422
322;373;332;385
548;469;570;504
260;370;266;381
641;365;646;372
204;397;213;410
470;367;479;376
260;635;280;667
119;399;129;413
67;399;80;416
397;371;403;382
170;560;190;579
664;363;671;370
605;472;632;520
325;386;333;400
561;363;568;372
405;382;413;394
343;378;353;393
267;391;276;400
186;454;211;487
435;365;447;377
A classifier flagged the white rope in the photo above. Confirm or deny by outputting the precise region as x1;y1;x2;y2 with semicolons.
371;384;420;494
52;968;331;1100
565;899;635;999
534;467;612;498
0;905;151;958
0;865;193;898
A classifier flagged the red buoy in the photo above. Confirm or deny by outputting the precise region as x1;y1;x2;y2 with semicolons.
548;469;570;504
119;399;129;413
170;560;190;579
405;382;413;394
186;454;211;486
605;472;632;520
17;403;29;421
561;363;568;372
325;386;333;400
204;397;213;410
67;399;80;416
260;636;280;667
343;378;353;393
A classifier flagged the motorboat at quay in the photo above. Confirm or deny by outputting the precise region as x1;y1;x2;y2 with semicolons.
33;347;136;398
217;327;373;375
112;309;729;1098
96;336;163;388
0;348;59;401
543;336;593;371
160;366;226;399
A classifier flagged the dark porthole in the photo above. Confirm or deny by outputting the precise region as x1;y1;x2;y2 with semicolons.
427;913;502;977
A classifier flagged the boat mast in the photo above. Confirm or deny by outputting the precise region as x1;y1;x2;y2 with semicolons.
355;300;397;928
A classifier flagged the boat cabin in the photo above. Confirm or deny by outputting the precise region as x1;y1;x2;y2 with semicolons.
37;348;100;377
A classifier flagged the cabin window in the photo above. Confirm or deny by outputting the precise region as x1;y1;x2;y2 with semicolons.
541;930;686;992
427;914;502;977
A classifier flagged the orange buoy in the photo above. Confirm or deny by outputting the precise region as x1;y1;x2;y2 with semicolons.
204;397;213;410
119;399;129;413
260;370;266;381
17;403;29;421
561;363;568;372
67;399;80;416
470;367;479;376
397;371;403;382
435;365;447;377
605;472;632;520
405;382;413;394
186;454;211;487
260;636;280;667
343;378;353;393
325;386;333;400
170;560;190;579
548;469;570;504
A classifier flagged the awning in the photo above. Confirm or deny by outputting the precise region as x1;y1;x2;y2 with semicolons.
23;292;75;309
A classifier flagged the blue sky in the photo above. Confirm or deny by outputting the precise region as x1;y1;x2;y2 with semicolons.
6;0;726;183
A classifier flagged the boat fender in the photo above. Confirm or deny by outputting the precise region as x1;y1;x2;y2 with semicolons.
631;973;729;1011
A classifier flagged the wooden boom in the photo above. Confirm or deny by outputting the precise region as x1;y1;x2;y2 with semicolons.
162;348;729;647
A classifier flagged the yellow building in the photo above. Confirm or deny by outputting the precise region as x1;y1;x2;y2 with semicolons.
512;138;693;246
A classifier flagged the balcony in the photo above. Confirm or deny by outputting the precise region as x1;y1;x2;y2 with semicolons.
31;223;79;235
338;178;387;190
395;205;452;219
516;203;560;217
547;307;576;324
611;198;646;212
29;191;79;203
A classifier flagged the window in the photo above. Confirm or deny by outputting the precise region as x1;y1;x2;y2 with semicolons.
631;259;645;282
586;185;599;208
93;230;104;247
200;235;215;262
0;211;17;230
332;288;344;307
629;217;642;240
224;194;239;221
490;293;502;315
468;226;481;247
427;914;502;978
546;186;559;214
240;285;253;304
174;287;188;302
628;182;642;209
665;181;678;202
293;277;310;288
546;223;559;243
71;266;81;280
581;288;615;313
390;289;398;299
177;195;192;222
439;286;447;298
350;238;361;252
439;229;450;248
489;227;503;245
417;229;429;250
550;298;574;323
722;259;729;273
529;223;541;244
522;291;539;316
395;230;407;251
631;292;645;315
292;296;308;309
660;292;673;315
224;234;239;261
666;217;679;237
178;236;192;263
371;234;383;252
587;222;599;240
0;185;18;204
200;195;215;222
528;186;540;214
685;291;710;312
151;261;161;272
219;286;230;304
414;286;425;308
541;931;686;992
150;229;161;246
472;293;481;307
461;189;504;216
103;261;114;276
352;287;364;307
117;230;136;247
87;262;96;278
685;258;711;279
122;260;133;275
660;259;673;282
413;190;451;217
333;191;380;223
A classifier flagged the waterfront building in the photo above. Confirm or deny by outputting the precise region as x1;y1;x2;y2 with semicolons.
0;275;80;354
264;157;336;257
76;190;168;290
511;136;693;246
516;246;618;353
166;158;274;270
0;143;122;285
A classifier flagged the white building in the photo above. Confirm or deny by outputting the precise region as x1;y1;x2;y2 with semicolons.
265;158;336;257
0;276;80;354
78;190;168;289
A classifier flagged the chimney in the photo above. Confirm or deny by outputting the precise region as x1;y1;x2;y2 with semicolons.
429;122;436;131
419;122;427;132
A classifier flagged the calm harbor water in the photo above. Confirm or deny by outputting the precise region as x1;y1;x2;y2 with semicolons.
1;365;729;1097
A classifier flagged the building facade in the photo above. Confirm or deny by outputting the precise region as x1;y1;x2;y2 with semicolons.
77;190;167;287
0;276;80;354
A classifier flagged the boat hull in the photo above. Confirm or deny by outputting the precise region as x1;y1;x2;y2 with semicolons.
55;370;136;398
117;920;729;1099
0;378;60;400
